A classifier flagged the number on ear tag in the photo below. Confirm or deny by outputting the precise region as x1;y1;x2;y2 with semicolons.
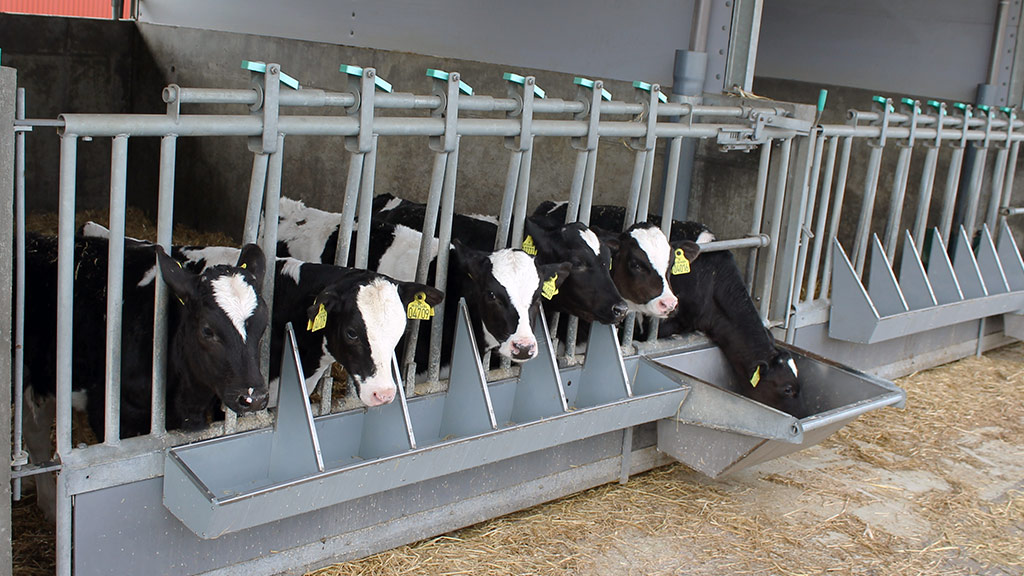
407;292;435;320
672;248;691;275
522;235;538;256
542;274;559;300
750;366;761;388
309;303;328;332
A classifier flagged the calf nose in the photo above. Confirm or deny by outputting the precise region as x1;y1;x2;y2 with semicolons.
371;387;396;406
511;340;537;361
611;302;629;321
658;295;678;315
237;388;269;412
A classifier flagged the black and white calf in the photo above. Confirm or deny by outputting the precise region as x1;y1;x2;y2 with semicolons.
23;233;270;438
532;201;716;245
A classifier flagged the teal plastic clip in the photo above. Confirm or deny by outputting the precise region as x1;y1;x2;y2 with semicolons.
241;60;300;90
1001;106;1016;116
573;77;611;101
871;95;894;112
817;89;828;113
426;69;474;95
339;64;393;93
632;80;667;103
900;97;918;108
502;72;545;99
926;100;943;110
977;104;992;114
953;102;969;112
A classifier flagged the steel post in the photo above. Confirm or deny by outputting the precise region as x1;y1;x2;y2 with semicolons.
12;88;27;500
758;138;791;322
151;135;177;436
804;135;838;303
745;142;772;290
103;135;129;446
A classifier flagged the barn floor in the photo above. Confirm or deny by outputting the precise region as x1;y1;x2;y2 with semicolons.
12;343;1024;575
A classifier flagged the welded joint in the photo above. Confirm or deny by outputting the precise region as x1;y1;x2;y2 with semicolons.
571;77;604;152
897;98;920;148
868;96;893;149
504;74;535;152
247;62;281;154
429;69;463;153
163;84;182;122
341;66;381;154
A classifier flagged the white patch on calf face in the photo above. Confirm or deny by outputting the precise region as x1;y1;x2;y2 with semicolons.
488;249;540;361
787;357;799;378
354;278;406;405
275;197;343;262
697;230;716;244
579;228;601;256
628;227;677;318
138;265;158;288
376;225;439;283
180;246;241;268
379;196;402;212
545;201;567;215
466;213;499;224
281;257;303;284
210;273;259;342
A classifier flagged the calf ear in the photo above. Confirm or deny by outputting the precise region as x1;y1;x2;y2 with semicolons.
156;247;198;304
308;288;341;325
522;217;550;249
235;243;266;288
397;282;445;307
452;240;487;278
537;262;572;290
671;240;701;263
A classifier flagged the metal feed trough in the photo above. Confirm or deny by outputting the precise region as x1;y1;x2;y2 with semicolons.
5;61;911;576
652;342;906;478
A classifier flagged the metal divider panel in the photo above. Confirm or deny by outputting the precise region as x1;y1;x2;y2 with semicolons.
439;299;497;439
828;239;881;342
269;323;325;484
510;304;568;424
926;228;964;305
976;224;1010;295
898;230;937;310
997;219;1024;291
572;322;631;409
867;234;909;316
951;226;988;299
357;354;417;460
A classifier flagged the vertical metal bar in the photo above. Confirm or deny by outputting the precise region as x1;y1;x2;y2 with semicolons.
882;145;914;261
912;146;940;248
12;88;26;500
998;141;1020;231
495;151;522;249
804;135;838;303
55;133;78;576
939;146;966;245
822;136;853;297
334;153;365;267
509;141;534;248
636;146;657;223
624;150;648;227
151;135;177;437
564;150;588;223
962;146;989;239
786;129;824;337
259;134;286;404
577;144;599;226
104;135;129;446
354;136;379;269
242;153;269;244
986;146;1010;229
660;137;684;229
852;144;885;275
745;141;772;289
428;139;461;383
758;138;792;322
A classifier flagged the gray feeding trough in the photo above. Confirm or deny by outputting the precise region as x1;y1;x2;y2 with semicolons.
163;300;690;539
652;342;905;478
829;222;1024;344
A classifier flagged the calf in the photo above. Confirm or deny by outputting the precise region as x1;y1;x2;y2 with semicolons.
533;201;716;244
23;233;270;438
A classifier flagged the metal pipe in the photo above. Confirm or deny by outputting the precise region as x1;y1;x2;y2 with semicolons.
852;143;884;275
989;0;1011;85
564;150;589;224
786;129;824;332
758;138;792;322
354;136;379;269
495;151;522;249
690;0;712;52
912;146;941;248
804;135;838;303
334;153;365;267
821;136;853;297
962;145;989;238
998;142;1021;230
13;88;26;500
242;153;269;244
259;135;286;397
624;150;647;228
636;145;657;223
510;141;535;248
701;235;771;252
104;135;130;447
939;146;967;245
428;140;461;384
577;143;599;226
745;142;772;290
883;144;914;261
986;146;1011;229
151;135;177;437
660;137;684;229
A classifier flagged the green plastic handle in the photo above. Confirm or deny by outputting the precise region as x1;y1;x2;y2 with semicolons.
1001;106;1015;116
953;102;969;111
241;60;300;90
573;77;612;101
632;80;667;103
502;72;545;99
900;97;916;108
339;64;393;93
926;100;943;110
871;95;894;112
977;104;991;114
427;69;474;96
817;89;828;113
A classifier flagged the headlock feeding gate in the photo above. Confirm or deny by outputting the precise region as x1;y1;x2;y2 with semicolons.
5;57;1022;575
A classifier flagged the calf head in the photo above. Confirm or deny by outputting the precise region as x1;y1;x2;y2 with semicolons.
744;347;802;416
453;242;571;362
523;218;627;324
310;274;443;406
157;243;270;423
603;223;701;319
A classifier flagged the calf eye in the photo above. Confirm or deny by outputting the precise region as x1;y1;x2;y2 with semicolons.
345;328;358;341
629;260;643;271
201;324;217;340
486;291;497;301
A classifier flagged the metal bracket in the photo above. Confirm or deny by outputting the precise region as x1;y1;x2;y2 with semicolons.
953;102;973;149
571;77;606;152
269;323;324;484
898;97;920;148
341;65;387;154
510;304;569;423
925;100;947;149
868;95;893;149
244;60;284;154
440;299;498;437
572;322;631;409
630;80;662;152
504;73;536;152
428;69;466;153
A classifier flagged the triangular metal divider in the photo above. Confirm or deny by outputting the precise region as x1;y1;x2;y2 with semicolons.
269;323;325;484
898;230;937;310
358;354;417;459
997;219;1024;291
828;239;881;340
439;298;497;439
867;234;909;316
510;303;569;423
572;321;631;409
951;225;988;299
975;224;1009;295
926;228;964;305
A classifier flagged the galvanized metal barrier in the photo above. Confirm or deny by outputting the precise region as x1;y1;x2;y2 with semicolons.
8;61;905;576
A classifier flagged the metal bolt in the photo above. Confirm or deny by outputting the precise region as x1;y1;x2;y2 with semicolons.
526;77;534;86
366;69;375;78
451;72;460;82
269;65;279;75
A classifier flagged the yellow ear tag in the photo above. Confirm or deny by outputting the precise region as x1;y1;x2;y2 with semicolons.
240;263;246;269
750;366;761;388
541;274;559;300
522;235;538;256
407;292;435;320
309;303;328;332
672;248;691;275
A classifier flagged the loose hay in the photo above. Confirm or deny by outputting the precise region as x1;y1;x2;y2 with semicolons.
27;207;235;247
